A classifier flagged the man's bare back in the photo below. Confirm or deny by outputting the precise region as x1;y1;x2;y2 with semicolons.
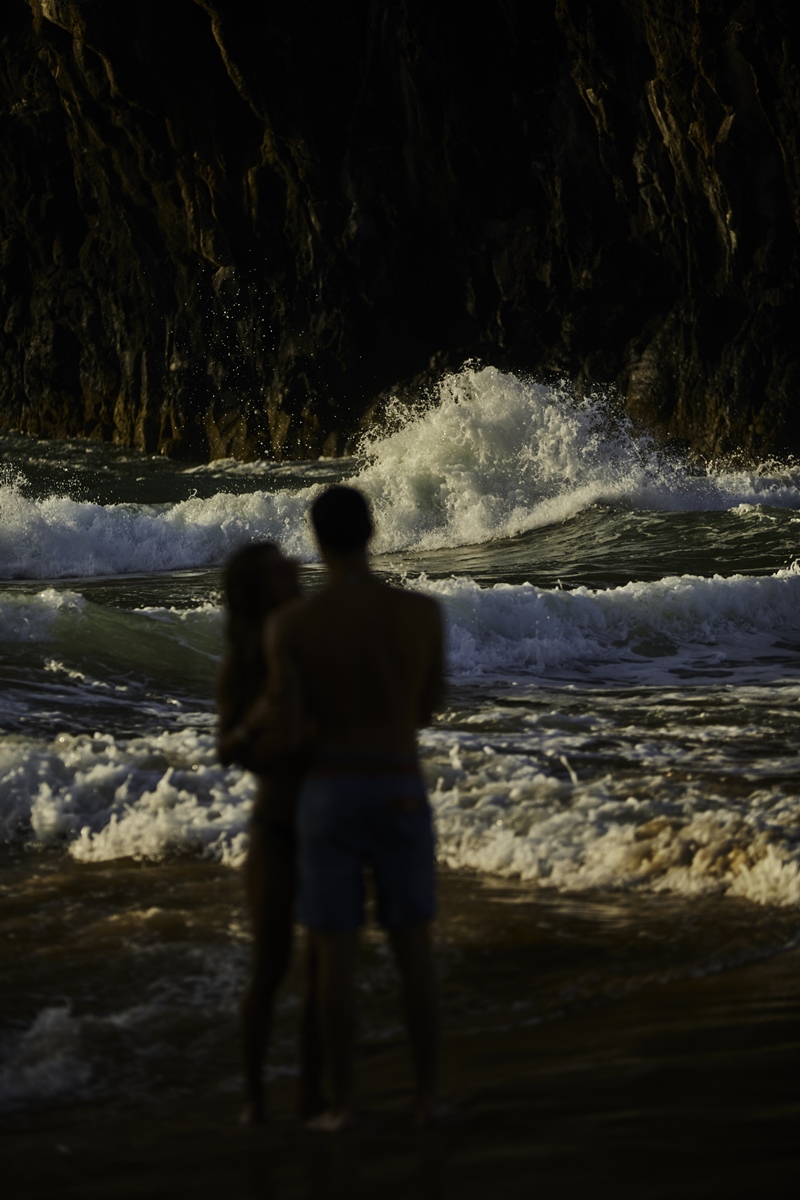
266;484;444;1129
271;570;443;756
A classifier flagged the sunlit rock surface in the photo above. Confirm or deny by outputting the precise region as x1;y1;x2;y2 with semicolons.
1;1;797;460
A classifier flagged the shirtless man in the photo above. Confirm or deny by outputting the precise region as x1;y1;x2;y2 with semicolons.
267;484;444;1130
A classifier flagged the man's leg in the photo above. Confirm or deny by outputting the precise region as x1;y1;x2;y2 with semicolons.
308;929;359;1129
388;920;439;1120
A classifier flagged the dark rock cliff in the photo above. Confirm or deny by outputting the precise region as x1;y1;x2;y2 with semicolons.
1;1;798;461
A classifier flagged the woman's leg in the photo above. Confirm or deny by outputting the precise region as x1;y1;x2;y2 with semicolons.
241;823;295;1122
296;930;326;1118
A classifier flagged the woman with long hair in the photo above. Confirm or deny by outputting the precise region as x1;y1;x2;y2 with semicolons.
217;541;322;1124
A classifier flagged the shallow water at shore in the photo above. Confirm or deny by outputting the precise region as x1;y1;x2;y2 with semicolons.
2;855;797;1119
5;868;800;1199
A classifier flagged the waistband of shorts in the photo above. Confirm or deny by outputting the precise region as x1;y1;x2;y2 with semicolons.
307;752;421;777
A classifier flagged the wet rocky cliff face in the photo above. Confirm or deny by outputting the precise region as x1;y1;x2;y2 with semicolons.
1;1;798;461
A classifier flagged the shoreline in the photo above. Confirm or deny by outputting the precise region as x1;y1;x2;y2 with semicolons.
4;865;799;1196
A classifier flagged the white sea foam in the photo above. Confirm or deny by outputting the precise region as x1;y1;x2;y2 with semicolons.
2;712;799;906
0;729;251;863
0;980;244;1112
0;477;319;579
3;366;800;579
414;563;800;683
353;366;800;552
3;565;799;696
421;729;800;908
0;1006;95;1109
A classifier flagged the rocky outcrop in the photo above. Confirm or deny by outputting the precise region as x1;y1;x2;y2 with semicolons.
1;1;798;461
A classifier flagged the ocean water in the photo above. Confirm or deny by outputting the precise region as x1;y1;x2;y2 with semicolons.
2;364;800;1113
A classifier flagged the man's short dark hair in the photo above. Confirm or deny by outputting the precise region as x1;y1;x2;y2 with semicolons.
311;485;373;553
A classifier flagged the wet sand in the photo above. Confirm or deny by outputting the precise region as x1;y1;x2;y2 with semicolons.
4;869;800;1198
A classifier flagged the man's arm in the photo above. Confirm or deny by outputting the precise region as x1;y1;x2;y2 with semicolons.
217;607;310;770
216;658;268;769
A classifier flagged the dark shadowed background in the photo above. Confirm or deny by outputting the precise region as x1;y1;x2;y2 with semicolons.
1;0;798;461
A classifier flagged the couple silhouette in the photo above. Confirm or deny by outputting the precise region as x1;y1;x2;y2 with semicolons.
218;485;444;1130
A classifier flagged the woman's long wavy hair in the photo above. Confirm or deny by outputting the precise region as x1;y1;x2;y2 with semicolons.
217;542;282;729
